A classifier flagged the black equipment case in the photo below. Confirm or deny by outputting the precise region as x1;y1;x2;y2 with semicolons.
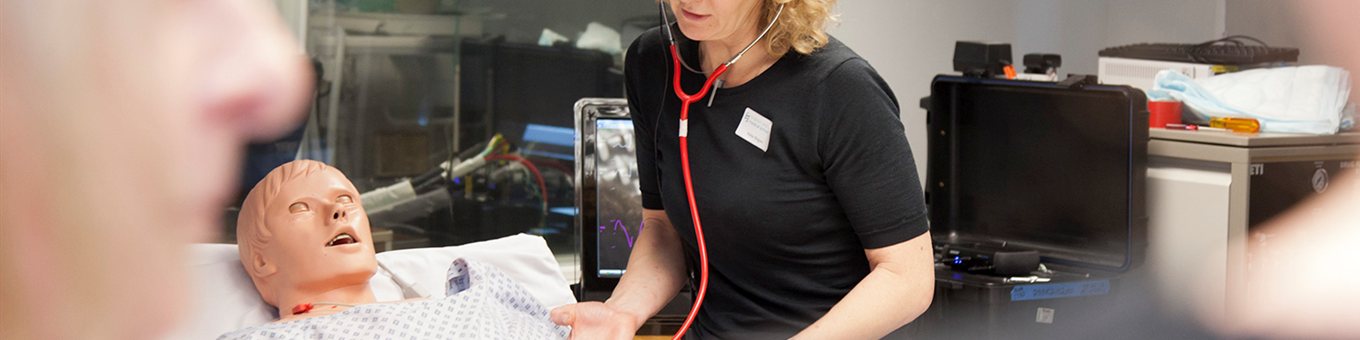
911;75;1149;339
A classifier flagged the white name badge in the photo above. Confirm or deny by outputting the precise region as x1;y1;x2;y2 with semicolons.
735;107;773;152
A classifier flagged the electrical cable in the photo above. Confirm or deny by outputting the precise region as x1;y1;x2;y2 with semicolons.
410;166;446;191
1188;34;1272;64
1220;35;1270;47
525;157;574;177
411;170;440;186
484;154;548;216
413;175;444;193
457;141;490;160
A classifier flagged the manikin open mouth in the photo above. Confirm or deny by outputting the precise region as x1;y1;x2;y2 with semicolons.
326;233;358;247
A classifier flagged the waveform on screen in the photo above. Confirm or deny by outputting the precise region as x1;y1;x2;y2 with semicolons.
598;219;644;248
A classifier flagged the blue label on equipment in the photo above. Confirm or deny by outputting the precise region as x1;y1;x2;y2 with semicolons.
1010;280;1111;301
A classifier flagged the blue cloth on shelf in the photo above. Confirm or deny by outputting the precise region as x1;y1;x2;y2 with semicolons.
1149;66;1351;134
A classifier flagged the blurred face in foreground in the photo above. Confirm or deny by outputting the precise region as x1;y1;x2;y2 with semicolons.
0;0;311;338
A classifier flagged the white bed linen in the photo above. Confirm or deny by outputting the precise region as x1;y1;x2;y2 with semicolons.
162;234;575;340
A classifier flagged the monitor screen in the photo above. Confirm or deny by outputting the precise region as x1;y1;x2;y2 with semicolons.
929;79;1143;269
576;101;695;310
592;118;641;278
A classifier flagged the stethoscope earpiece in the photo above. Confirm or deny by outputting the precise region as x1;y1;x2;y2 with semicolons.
658;1;786;75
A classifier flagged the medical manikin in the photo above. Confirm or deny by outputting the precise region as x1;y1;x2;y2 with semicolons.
224;160;567;339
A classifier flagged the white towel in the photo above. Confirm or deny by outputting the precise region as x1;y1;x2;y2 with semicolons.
1151;66;1351;134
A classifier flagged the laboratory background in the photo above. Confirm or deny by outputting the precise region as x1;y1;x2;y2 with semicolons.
246;0;1357;337
2;0;1357;339
252;0;1349;335
252;0;1359;273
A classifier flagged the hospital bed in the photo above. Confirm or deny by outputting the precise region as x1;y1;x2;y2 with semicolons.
164;234;576;339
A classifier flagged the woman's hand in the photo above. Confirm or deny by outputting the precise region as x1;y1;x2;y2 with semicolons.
554;209;682;339
550;301;643;340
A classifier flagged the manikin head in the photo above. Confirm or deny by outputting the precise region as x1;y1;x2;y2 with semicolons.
236;160;377;314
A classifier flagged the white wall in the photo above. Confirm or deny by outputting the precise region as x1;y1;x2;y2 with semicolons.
831;1;1018;181
832;0;1222;182
1105;0;1225;47
1013;0;1111;75
1225;0;1359;101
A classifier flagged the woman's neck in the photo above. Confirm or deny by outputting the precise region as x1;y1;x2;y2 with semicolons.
276;282;376;321
698;25;778;88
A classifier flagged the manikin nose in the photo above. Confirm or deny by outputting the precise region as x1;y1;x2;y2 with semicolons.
332;209;347;221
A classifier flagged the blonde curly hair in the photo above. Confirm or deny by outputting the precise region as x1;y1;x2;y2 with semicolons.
762;0;838;57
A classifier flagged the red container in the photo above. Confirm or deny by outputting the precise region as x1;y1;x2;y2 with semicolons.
1148;100;1182;128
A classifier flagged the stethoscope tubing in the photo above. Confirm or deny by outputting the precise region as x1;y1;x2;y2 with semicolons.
657;2;784;339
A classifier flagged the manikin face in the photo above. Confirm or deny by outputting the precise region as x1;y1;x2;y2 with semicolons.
260;169;377;298
670;0;764;43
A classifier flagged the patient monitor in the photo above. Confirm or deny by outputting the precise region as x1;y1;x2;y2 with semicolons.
236;159;379;319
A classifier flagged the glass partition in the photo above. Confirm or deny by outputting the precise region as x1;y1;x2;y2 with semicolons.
227;0;659;286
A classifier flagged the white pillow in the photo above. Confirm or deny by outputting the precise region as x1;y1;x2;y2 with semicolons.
162;234;575;340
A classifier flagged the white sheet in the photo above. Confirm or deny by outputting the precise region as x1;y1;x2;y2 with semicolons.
162;234;575;340
218;259;570;340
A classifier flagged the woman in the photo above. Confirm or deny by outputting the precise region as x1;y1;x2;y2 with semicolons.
0;1;310;338
552;0;934;338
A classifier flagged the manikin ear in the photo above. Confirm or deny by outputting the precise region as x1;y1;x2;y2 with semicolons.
249;251;280;304
251;251;278;278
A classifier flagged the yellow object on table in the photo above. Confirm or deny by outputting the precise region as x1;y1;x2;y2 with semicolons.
1210;117;1261;133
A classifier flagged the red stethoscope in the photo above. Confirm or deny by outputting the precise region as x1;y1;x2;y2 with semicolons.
658;2;784;339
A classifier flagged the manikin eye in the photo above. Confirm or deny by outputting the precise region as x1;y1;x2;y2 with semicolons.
289;202;310;214
337;195;354;204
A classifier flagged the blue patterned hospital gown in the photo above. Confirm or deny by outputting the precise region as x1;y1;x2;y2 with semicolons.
219;258;570;339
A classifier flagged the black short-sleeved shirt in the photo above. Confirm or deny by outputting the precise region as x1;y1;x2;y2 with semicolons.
626;26;929;339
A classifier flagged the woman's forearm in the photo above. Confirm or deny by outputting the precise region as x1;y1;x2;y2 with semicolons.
605;209;689;324
792;232;935;339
